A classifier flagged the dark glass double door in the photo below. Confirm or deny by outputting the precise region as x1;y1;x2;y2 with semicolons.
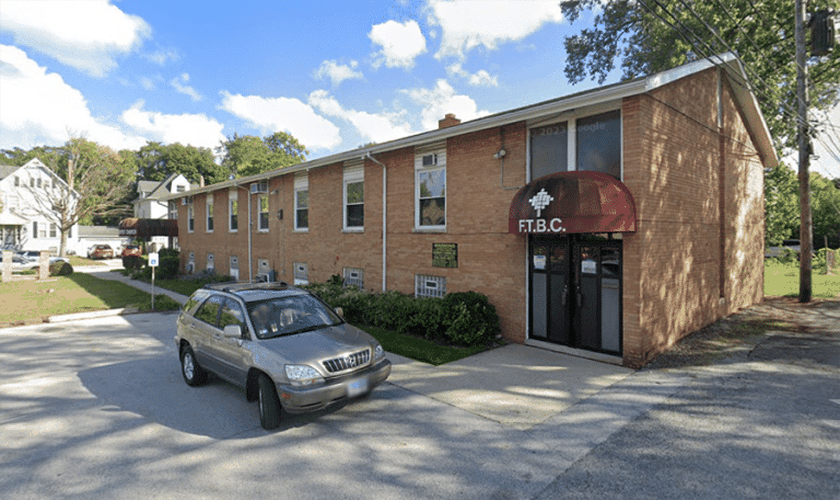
529;235;622;355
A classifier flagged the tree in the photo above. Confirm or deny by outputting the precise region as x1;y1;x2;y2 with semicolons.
811;173;840;248
21;138;135;256
135;141;229;185
764;163;800;246
560;0;840;154
217;132;308;178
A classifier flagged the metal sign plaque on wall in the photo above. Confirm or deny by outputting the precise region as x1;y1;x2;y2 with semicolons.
432;243;458;268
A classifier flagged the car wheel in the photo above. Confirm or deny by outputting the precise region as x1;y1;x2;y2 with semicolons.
257;373;282;430
180;346;207;387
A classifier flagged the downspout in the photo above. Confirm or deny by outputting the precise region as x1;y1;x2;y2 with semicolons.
365;153;387;292
236;184;252;282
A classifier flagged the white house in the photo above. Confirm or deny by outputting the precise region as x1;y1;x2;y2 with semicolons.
0;158;80;254
130;173;193;250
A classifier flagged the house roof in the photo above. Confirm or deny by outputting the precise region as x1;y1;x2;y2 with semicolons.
134;173;196;204
161;52;778;201
77;225;122;238
0;165;21;181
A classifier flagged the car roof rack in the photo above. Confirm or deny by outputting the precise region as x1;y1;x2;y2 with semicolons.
203;280;292;293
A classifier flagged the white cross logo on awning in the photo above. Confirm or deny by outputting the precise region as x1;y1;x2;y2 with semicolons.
529;188;554;217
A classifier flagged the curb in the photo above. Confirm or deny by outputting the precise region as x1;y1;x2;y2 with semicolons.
48;307;139;323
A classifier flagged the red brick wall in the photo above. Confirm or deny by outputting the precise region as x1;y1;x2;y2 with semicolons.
621;68;765;366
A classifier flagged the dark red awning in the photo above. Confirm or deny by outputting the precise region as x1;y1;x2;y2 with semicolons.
119;218;178;238
508;171;636;234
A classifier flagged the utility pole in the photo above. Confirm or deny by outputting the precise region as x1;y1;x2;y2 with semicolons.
796;0;813;303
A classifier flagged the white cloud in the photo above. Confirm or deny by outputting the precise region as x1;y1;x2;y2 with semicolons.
315;60;363;86
121;101;225;150
369;20;427;69
219;91;341;150
403;79;490;130
170;73;202;101
309;90;414;144
146;47;179;66
428;0;564;60
447;63;499;87
0;0;151;77
0;44;144;151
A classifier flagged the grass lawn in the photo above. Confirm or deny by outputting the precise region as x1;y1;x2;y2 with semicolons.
764;261;840;298
0;273;179;326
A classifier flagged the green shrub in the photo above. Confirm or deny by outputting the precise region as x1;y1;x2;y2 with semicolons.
49;261;73;276
122;255;145;270
158;248;180;279
442;291;501;346
132;294;181;312
302;281;501;347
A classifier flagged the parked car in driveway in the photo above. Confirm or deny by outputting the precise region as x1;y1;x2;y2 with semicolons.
87;244;114;259
19;251;70;266
175;281;391;430
121;245;142;257
0;252;34;271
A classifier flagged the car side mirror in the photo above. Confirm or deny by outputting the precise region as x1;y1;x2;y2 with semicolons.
223;324;242;339
334;307;344;319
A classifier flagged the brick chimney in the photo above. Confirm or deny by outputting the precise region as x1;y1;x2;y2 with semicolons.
438;113;461;129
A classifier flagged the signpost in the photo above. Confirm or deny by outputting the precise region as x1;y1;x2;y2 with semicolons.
149;251;159;310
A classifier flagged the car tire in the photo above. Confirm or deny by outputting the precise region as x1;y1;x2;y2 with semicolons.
180;345;207;387
257;373;282;430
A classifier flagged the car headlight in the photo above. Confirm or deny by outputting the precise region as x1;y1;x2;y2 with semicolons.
284;364;324;386
374;344;385;360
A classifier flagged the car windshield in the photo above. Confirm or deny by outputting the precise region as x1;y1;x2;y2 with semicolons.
247;294;342;339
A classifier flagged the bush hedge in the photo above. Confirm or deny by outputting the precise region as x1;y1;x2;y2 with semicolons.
303;278;500;347
49;261;73;276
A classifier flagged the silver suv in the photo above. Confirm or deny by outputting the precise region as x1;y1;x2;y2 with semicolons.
175;281;391;430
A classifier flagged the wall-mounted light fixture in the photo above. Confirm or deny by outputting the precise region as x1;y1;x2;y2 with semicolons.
494;149;506;159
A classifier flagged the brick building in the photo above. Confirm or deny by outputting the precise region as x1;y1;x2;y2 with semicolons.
166;54;777;367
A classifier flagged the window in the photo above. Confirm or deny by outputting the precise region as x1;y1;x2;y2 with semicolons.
415;143;446;229
32;222;38;239
344;164;364;230
415;274;446;298
188;204;194;232
194;295;223;326
258;195;269;231
36;178;42;188
206;196;214;232
14;176;19;187
30;178;35;187
294;174;308;231
49;223;57;238
229;191;238;231
176;185;186;193
343;267;363;289
530;122;568;179
218;298;246;331
576;110;621;179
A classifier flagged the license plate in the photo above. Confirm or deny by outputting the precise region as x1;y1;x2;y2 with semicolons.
347;378;368;398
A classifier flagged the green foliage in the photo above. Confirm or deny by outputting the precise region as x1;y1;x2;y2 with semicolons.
303;283;501;347
764;163;800;246
122;255;145;270
217;132;308;178
134;141;229;185
560;0;840;153
131;294;182;312
49;261;73;276
158;247;181;279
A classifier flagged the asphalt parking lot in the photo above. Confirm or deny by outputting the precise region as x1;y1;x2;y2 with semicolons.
1;300;838;500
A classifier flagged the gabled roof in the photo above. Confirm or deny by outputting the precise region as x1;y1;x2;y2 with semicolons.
134;173;195;204
0;165;19;181
162;52;778;201
0;159;78;197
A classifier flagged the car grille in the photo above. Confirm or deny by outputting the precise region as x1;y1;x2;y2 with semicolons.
322;349;370;373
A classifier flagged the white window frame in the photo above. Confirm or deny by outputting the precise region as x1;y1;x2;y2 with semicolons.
257;195;269;232
414;142;447;231
229;190;238;232
415;274;446;298
294;173;309;232
188;204;194;233
206;196;214;233
343;163;364;231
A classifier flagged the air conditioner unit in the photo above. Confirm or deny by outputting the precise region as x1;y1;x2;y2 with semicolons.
254;273;271;283
250;181;268;194
185;262;195;273
421;154;437;167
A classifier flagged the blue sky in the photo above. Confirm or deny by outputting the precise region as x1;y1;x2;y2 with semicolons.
0;0;604;157
1;0;837;175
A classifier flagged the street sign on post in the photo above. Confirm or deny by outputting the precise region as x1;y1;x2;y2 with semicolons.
149;252;159;310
